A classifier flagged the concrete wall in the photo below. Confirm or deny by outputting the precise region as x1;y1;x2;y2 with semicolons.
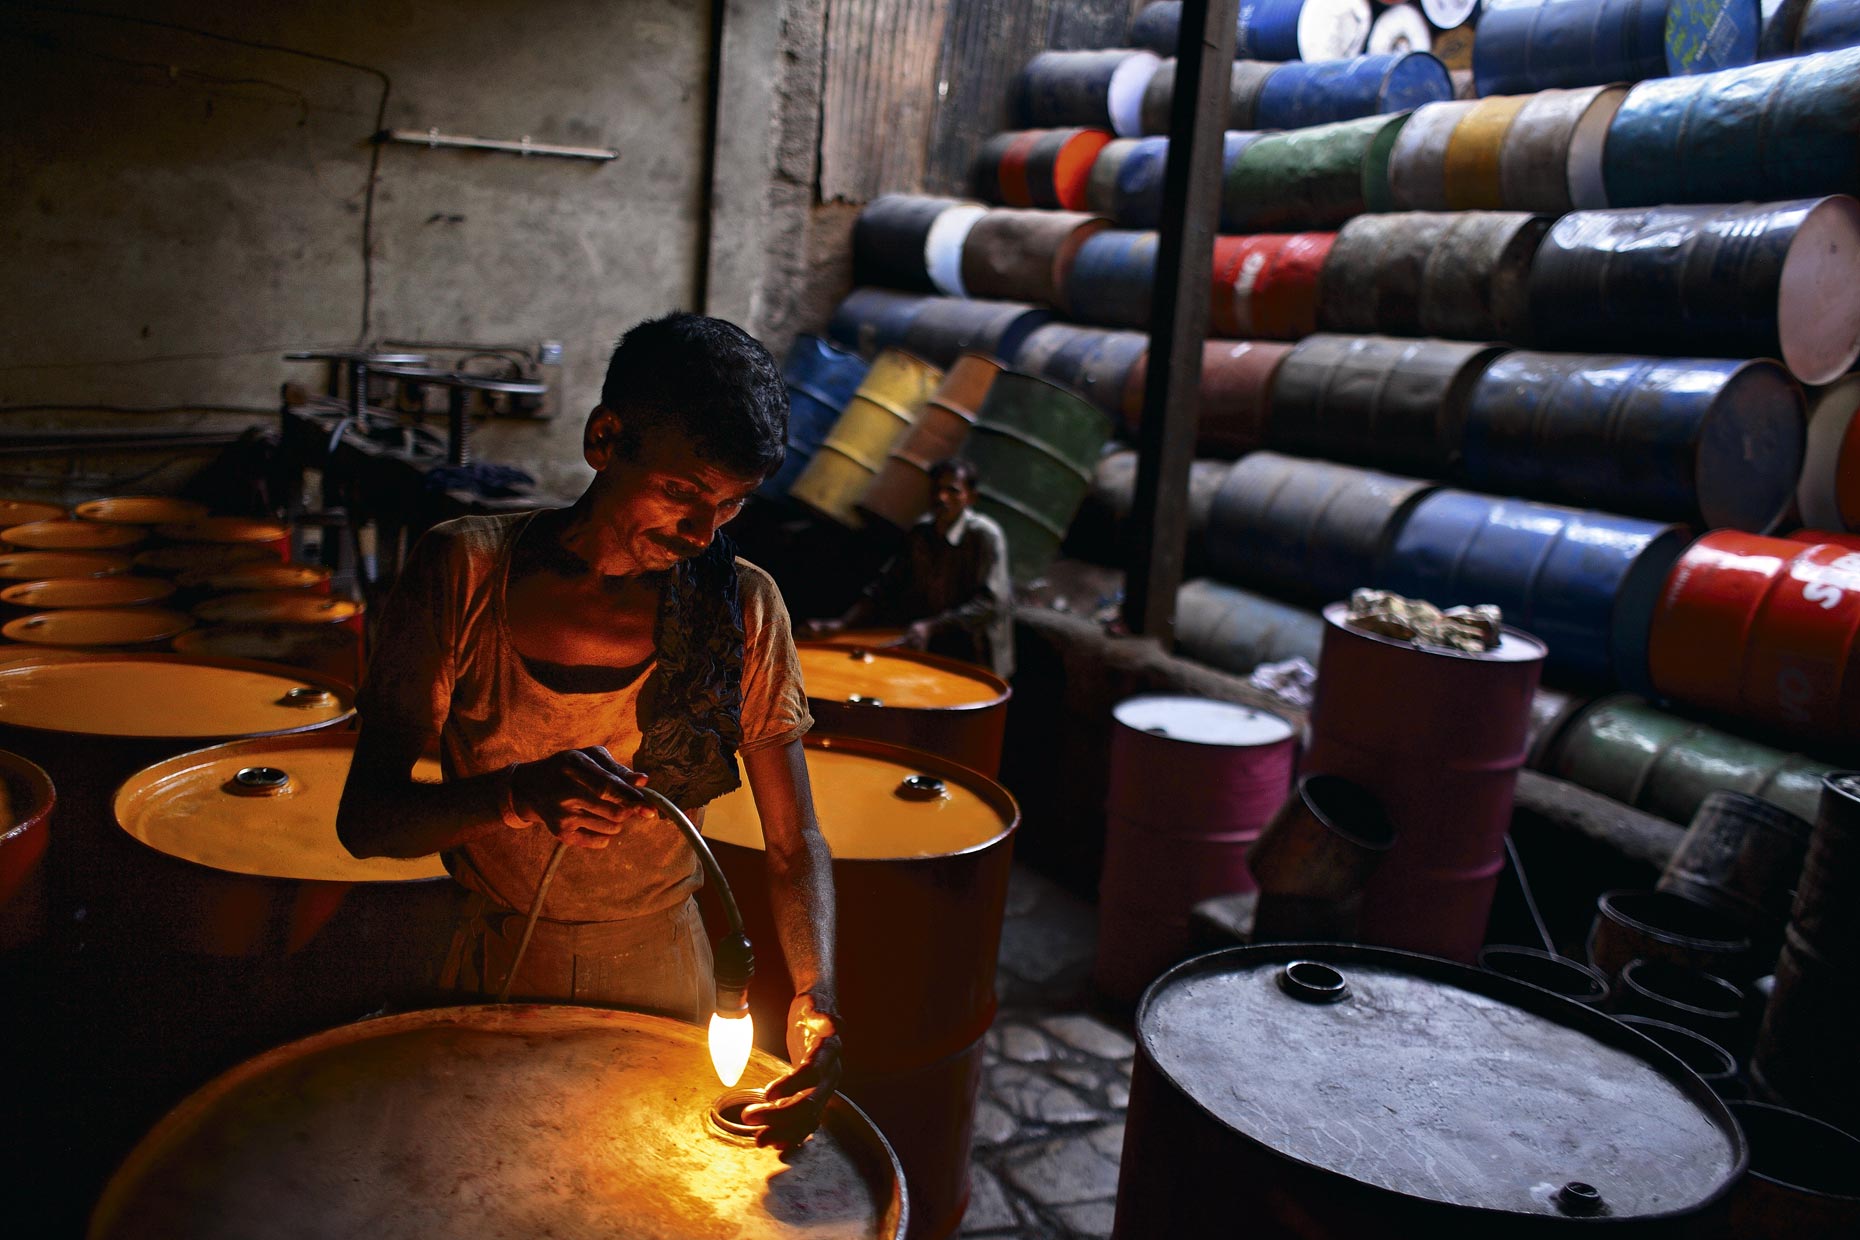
1;0;710;499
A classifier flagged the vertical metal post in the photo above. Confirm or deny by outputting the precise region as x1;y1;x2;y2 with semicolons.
1121;0;1239;642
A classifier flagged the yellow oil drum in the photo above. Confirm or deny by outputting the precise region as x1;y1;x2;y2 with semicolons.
0;498;68;525
703;734;1016;1240
89;1005;907;1240
858;353;999;530
177;561;329;594
0;576;176;611
0;746;56;949
132;542;272;576
1442;94;1530;209
2;519;147;552
790;349;944;528
0;550;131;580
2;607;194;648
189;592;364;686
75;497;210;526
797;642;1011;778
154;516;292;562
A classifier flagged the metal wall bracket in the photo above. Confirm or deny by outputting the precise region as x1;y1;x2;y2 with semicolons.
377;128;618;162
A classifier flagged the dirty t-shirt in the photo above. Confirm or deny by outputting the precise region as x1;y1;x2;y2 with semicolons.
356;512;812;922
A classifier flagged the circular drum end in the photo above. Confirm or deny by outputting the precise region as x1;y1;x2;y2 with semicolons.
1106;52;1162;139
1778;196;1860;386
1696;360;1807;533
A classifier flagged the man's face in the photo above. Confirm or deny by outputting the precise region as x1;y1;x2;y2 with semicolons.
930;473;975;525
586;418;761;572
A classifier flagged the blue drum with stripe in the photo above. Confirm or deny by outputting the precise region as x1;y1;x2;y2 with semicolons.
762;335;870;499
898;297;1052;369
1473;0;1671;96
828;288;930;359
1254;53;1453;129
1376;489;1691;687
1063;231;1159;330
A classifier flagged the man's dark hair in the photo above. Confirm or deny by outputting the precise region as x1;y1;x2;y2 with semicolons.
929;457;979;489
599;312;787;478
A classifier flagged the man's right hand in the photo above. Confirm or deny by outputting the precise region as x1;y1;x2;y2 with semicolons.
506;746;655;849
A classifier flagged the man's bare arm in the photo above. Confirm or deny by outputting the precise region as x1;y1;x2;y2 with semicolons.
741;738;837;1008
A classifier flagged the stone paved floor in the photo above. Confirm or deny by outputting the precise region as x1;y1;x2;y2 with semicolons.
961;865;1133;1239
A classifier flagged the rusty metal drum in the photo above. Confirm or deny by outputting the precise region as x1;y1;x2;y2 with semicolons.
0;549;130;581
1111;944;1746;1237
0;575;176;611
791;349;944;529
958;208;1109;309
1120;339;1293;457
2;607;194;649
796;642;1009;779
857;353;997;531
88;1005;907;1240
3;519;145;552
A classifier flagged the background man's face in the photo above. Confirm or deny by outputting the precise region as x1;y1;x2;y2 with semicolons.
930;474;975;525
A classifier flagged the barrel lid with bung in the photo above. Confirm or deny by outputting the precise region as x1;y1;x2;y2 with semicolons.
75;496;210;526
178;562;329;592
192;592;360;626
2;519;146;551
704;735;1016;861
156;516;290;546
0;498;67;526
1324;601;1548;664
796;642;1007;710
0;654;352;739
0;575;176;609
134;543;273;575
1112;695;1294;748
2;607;193;647
114;734;447;883
1140;944;1744;1220
0;551;130;581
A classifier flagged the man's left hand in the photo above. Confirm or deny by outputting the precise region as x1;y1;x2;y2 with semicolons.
741;993;842;1149
900;620;934;650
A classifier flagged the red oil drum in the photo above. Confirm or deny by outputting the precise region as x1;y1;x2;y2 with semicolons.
0;550;130;580
702;734;1016;1240
0;746;55;949
0;576;175;611
1096;696;1296;1003
796;643;1010;778
0;498;67;525
177;562;330;594
131;542;271;576
111;733;447;957
1121;339;1294;458
1304;602;1546;962
1648;532;1860;739
74;497;209;526
1210;233;1336;340
189;592;365;688
89;1006;907;1240
1026;127;1115;210
154;516;292;562
2;607;193;648
993;130;1041;206
2;519;145;552
1791;529;1860;551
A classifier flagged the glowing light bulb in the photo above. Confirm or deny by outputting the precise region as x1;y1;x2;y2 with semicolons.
709;1011;753;1087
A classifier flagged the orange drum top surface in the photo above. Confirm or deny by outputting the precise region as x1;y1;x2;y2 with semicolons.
179;562;329;592
704;737;1013;860
90;1006;904;1240
2;519;145;550
0;575;176;609
192;591;360;626
76;497;210;526
134;543;273;575
0;499;67;526
797;643;1005;709
0;550;130;580
2;607;192;647
156;516;291;545
0;656;352;738
114;735;445;883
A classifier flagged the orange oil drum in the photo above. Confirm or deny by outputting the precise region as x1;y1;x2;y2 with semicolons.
189;591;364;687
796;642;1011;778
176;561;329;594
0;498;67;525
171;623;361;689
1649;532;1860;740
702;733;1016;1240
112;733;446;957
75;496;209;526
2;607;193;649
0;550;130;580
0;746;56;949
155;516;292;562
89;1006;907;1240
132;542;272;576
0;575;176;611
2;519;146;552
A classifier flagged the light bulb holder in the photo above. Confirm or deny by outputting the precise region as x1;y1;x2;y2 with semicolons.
714;931;755;1016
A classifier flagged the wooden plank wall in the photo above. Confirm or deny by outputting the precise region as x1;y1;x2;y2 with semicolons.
819;0;1144;203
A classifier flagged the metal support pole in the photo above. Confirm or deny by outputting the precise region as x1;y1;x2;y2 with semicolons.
1122;0;1239;642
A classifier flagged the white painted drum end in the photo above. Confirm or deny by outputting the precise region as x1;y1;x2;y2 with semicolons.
1300;0;1375;60
1778;196;1860;386
924;204;988;298
1107;51;1163;139
1566;85;1628;211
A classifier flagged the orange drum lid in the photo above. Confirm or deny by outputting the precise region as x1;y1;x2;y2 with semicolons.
178;562;329;592
0;645;94;670
173;622;358;664
75;496;210;526
155;516;291;545
2;607;193;647
134;542;273;575
704;734;1016;860
2;519;146;551
0;550;131;580
0;654;353;739
0;498;67;526
114;734;446;883
192;591;359;626
0;575;176;610
89;1006;905;1240
797;642;1008;709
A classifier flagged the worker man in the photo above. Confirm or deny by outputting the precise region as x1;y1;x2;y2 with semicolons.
337;313;838;1148
806;458;1015;678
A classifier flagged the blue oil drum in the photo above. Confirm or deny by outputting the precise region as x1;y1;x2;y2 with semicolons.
1376;488;1692;687
1016;50;1160;136
1110;132;1263;230
1602;46;1860;206
897;297;1052;370
762;335;870;500
1473;0;1671;95
1063;231;1159;330
1461;352;1806;532
1254;53;1453;129
1665;0;1764;74
1132;0;1371;61
853;195;966;293
1797;0;1860;51
828;288;930;359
